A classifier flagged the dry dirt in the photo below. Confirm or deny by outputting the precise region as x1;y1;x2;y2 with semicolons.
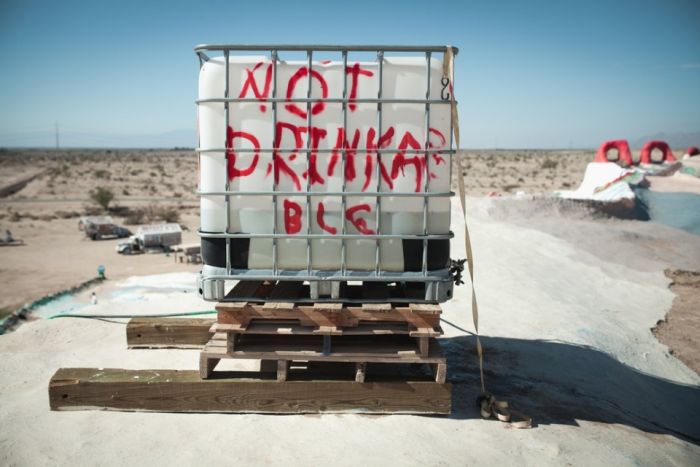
654;270;700;374
0;149;199;315
459;149;592;194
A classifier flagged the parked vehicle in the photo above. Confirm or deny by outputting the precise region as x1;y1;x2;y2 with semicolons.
116;223;182;255
78;216;131;241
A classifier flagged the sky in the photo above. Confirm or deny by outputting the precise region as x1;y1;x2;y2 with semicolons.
0;0;698;149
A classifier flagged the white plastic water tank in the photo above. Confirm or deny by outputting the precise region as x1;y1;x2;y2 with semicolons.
198;55;452;272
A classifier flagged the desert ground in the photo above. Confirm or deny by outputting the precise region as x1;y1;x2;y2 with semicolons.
0;148;591;316
0;149;698;465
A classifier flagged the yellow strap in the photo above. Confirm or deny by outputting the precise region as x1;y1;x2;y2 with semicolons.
443;46;531;429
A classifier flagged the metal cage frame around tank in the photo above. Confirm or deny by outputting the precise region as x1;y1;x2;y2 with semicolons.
194;44;459;303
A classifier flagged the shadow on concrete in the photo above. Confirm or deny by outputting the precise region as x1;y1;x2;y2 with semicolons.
443;335;700;444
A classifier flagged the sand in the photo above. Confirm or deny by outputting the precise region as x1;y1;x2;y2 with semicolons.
654;270;700;374
0;149;202;315
1;149;699;465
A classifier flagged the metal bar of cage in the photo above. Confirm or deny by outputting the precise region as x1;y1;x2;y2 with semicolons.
224;49;231;277
197;190;454;197
340;50;348;277
197;148;455;154
196;44;458;54
198;231;453;240
422;51;432;276
195;45;458;302
271;49;279;276
197;97;454;104
374;51;384;276
305;50;313;275
204;273;452;283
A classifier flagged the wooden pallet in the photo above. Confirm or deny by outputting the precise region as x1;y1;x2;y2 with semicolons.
199;331;447;384
125;318;442;348
217;281;442;337
49;368;451;414
127;318;216;348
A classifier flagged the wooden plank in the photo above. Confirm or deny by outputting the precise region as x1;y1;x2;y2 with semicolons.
434;362;447;384
226;333;238;353
355;362;366;383
408;303;442;315
312;302;343;313
361;303;392;312
49;368;451;414
262;302;295;312
277;360;289;382
418;336;429;357
199;354;220;379
214;321;415;336
126;318;215;349
201;335;445;364
126;318;440;349
217;303;441;332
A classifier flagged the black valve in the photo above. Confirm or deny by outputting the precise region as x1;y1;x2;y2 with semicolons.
450;258;467;285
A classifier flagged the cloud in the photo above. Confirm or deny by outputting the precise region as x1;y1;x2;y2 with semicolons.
680;63;700;69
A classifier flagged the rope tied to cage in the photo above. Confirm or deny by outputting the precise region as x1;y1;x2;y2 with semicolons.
443;46;531;429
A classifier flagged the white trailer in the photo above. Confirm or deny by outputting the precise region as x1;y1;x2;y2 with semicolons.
117;223;182;254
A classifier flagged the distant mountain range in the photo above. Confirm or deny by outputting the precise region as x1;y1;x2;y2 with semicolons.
630;131;700;150
0;129;196;149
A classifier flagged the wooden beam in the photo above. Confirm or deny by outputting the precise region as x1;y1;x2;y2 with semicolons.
126;318;215;348
276;360;290;382
355;362;366;383
49;368;451;415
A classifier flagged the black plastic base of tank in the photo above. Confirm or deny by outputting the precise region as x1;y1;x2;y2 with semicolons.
200;237;450;272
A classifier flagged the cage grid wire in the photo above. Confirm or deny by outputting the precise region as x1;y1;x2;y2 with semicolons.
195;44;459;303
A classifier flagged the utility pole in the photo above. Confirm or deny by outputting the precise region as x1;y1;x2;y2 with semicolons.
55;121;60;149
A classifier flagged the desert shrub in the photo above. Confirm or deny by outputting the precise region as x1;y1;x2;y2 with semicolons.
93;169;110;179
147;204;180;223
49;164;71;177
9;211;21;222
541;159;558;169
122;188;130;196
83;205;102;215
56;210;81;219
124;208;146;225
90;186;114;211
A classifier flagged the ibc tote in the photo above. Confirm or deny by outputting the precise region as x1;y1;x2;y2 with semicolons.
195;45;458;303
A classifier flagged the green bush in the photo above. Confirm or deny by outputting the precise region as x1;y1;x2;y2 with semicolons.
90;187;114;211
